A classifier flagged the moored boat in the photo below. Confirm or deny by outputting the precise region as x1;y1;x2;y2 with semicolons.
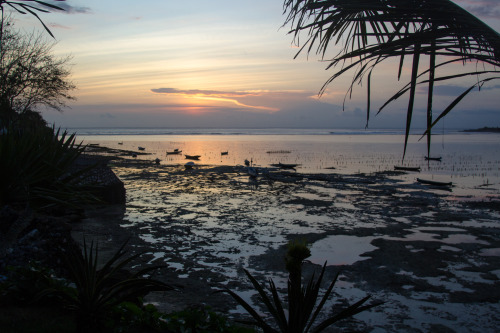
271;162;299;170
167;149;182;155
394;166;421;172
221;151;228;156
425;156;442;162
138;146;145;151
417;178;452;187
185;155;201;160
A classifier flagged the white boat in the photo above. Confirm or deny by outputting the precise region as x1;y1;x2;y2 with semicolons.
247;167;258;178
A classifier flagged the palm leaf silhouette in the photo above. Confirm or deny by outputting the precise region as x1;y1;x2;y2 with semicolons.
284;0;500;159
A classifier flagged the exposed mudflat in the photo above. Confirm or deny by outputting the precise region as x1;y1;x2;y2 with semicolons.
72;157;500;333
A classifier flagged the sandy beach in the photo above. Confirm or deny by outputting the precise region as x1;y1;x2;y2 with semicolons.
72;147;500;332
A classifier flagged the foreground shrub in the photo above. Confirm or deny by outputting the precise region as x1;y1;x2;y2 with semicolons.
162;305;254;333
62;240;175;333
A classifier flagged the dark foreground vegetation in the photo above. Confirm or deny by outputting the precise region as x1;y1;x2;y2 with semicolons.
3;0;498;330
0;94;378;332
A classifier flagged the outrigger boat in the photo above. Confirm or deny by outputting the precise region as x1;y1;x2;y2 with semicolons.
185;154;201;160
167;149;182;155
394;166;421;172
417;178;452;187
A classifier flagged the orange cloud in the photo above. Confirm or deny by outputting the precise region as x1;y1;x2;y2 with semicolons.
151;88;279;112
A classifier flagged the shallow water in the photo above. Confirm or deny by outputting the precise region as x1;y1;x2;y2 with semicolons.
80;130;500;199
77;129;500;332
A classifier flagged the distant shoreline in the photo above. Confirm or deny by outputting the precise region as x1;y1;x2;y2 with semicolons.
463;126;500;133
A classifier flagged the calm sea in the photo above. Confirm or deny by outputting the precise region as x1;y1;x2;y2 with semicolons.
73;127;500;199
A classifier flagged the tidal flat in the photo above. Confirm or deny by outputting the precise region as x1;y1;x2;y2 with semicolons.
73;152;500;332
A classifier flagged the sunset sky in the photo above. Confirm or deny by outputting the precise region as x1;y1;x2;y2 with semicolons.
10;0;500;129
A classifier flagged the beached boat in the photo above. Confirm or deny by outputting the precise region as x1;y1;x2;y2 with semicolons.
425;156;442;162
417;178;452;187
247;167;258;178
271;162;299;170
138;146;145;151
394;166;421;172
167;149;182;155
221;151;228;156
185;155;201;160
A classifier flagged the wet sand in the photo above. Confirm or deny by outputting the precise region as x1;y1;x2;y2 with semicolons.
72;151;500;332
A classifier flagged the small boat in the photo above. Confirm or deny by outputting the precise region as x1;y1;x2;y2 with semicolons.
266;150;291;154
417;178;452;187
167;149;182;155
138;146;145;151
185;155;201;160
154;158;161;165
184;161;195;170
271;162;299;170
132;153;137;158
425;156;442;162
221;151;228;156
118;142;123;145
394;166;421;172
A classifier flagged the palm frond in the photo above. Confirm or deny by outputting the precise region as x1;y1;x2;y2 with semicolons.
1;0;66;37
284;0;500;158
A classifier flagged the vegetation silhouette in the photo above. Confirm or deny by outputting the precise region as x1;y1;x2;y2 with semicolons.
221;240;382;332
0;0;64;39
283;0;500;159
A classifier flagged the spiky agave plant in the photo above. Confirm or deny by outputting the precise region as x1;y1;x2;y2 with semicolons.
0;125;95;208
222;240;382;333
63;239;175;333
283;0;500;159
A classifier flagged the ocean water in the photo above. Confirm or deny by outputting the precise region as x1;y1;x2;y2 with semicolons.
74;127;500;199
